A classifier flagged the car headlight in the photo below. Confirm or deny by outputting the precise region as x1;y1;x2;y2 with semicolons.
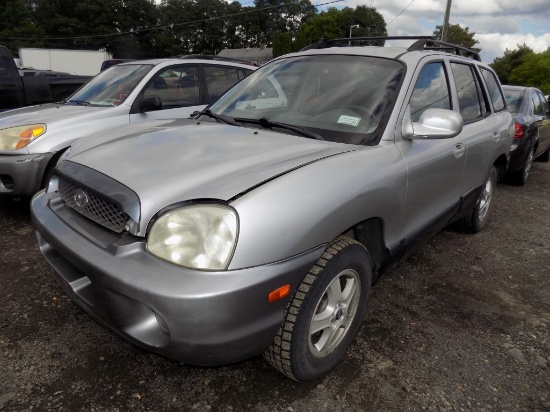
0;124;47;150
147;204;238;270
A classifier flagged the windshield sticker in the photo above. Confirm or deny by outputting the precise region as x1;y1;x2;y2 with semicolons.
337;115;360;127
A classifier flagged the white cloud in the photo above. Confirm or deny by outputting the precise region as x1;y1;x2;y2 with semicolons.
334;0;550;62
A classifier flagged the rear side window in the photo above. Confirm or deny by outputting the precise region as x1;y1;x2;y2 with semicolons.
481;68;505;112
204;66;241;103
532;91;545;116
536;91;550;115
450;63;489;124
409;62;451;122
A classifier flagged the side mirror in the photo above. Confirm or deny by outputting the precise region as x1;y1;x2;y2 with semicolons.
403;107;463;140
140;96;162;113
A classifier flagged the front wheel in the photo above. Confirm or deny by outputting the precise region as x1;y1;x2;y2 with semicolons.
536;146;550;162
457;166;497;233
264;236;372;381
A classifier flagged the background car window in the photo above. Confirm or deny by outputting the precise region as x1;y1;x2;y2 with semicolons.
481;69;505;112
532;92;544;115
503;89;524;113
143;65;200;108
534;91;549;115
450;63;489;123
539;92;550;114
70;64;153;106
409;62;451;122
204;66;241;103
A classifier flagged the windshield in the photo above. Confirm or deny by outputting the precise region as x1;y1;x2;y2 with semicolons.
503;88;525;114
209;55;404;145
67;64;154;107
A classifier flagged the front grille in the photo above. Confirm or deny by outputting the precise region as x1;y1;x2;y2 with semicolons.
58;178;129;233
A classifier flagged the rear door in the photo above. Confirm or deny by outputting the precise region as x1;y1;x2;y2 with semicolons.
532;89;550;156
450;62;508;197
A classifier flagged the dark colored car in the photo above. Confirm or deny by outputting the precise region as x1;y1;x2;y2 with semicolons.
502;85;550;185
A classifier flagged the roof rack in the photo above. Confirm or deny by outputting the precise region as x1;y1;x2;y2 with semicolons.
174;54;260;66
301;36;481;61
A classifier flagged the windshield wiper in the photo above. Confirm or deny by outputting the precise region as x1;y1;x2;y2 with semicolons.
234;117;325;141
68;100;91;106
191;109;240;126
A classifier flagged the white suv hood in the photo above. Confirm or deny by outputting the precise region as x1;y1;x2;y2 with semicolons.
68;122;352;226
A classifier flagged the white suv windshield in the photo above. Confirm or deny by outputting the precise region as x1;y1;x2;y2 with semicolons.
68;64;154;107
209;55;404;144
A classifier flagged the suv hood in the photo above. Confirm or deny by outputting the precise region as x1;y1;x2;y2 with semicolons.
68;122;353;227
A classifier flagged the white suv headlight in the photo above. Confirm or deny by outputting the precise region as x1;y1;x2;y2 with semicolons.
0;124;47;150
147;204;238;270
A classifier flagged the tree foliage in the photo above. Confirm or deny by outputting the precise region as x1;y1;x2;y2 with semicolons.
507;49;550;94
433;24;479;51
490;44;534;85
0;1;388;60
0;0;45;53
299;6;386;43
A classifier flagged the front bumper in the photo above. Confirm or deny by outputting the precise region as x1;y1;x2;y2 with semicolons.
31;191;325;366
0;152;54;196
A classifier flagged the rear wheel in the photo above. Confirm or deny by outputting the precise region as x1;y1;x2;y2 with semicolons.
457;166;497;233
510;147;534;186
264;236;372;382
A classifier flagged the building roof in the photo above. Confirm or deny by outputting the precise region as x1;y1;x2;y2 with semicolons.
218;47;273;63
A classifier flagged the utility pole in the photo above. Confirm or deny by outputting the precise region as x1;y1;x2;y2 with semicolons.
441;0;452;42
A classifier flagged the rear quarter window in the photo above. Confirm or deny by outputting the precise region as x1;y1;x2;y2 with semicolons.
481;68;506;112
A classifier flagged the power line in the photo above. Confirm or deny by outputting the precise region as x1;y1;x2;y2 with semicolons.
387;0;418;26
0;0;345;41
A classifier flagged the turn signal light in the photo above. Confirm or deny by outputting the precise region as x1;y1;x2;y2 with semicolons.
16;125;46;149
268;285;290;303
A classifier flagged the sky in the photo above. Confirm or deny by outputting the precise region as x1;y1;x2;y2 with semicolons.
226;0;550;63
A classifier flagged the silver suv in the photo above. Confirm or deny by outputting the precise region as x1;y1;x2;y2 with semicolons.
31;37;513;382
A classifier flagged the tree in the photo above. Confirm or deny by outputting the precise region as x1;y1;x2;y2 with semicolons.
508;49;550;94
433;24;479;50
0;0;45;54
490;44;534;85
254;0;316;44
273;31;292;58
298;6;386;44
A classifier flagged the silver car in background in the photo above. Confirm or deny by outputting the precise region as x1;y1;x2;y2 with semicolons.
31;38;513;381
0;57;256;196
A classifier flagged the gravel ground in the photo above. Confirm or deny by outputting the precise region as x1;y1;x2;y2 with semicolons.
0;161;549;412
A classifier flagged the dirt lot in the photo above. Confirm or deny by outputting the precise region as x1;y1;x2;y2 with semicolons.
1;162;549;412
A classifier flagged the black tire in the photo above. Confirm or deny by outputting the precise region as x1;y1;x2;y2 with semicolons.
264;236;372;382
510;147;534;186
536;146;550;162
457;166;497;233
